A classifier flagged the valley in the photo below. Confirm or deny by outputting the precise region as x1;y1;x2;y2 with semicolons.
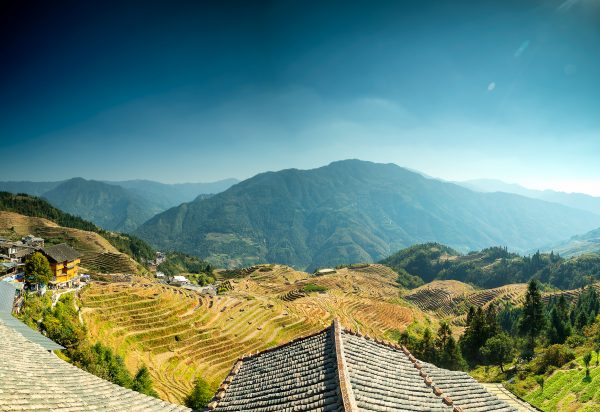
79;264;426;403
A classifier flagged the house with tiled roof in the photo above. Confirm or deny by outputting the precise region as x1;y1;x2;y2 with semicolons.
207;320;526;412
41;243;82;287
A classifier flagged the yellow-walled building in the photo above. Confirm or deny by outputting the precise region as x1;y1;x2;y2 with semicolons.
41;243;82;286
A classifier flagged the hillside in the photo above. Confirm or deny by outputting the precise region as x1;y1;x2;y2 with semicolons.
543;227;600;258
0;192;154;269
41;178;164;232
79;264;428;403
403;278;600;326
0;211;138;273
110;178;238;210
382;243;600;290
135;160;600;271
0;178;238;232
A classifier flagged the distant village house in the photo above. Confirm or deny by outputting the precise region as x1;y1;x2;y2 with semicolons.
170;275;190;286
22;234;45;248
0;240;36;263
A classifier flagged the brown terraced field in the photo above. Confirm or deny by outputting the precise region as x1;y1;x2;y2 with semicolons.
0;211;139;274
404;279;600;326
80;264;427;404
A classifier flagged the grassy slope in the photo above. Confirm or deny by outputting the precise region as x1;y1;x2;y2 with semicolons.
0;211;139;273
514;354;600;412
80;264;431;403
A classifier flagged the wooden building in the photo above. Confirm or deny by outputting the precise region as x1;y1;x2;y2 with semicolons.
41;243;82;286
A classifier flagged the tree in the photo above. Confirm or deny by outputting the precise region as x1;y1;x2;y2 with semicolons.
519;279;545;356
596;342;600;367
418;327;436;364
480;332;515;373
24;252;53;286
435;322;466;370
184;377;213;410
583;352;592;379
547;305;571;344
132;365;158;398
460;305;499;366
535;376;545;393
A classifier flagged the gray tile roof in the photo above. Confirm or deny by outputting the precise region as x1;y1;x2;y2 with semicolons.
209;321;520;412
210;327;344;412
0;316;191;411
41;243;82;263
0;281;64;351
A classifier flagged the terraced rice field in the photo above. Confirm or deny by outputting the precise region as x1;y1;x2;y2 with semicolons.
81;251;138;274
0;211;139;274
80;264;424;404
405;279;600;326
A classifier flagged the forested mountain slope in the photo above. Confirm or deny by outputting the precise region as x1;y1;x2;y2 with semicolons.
382;243;600;289
0;178;238;232
135;160;600;270
42;178;163;233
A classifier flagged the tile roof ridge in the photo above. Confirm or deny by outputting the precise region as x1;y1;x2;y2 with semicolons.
332;319;359;412
206;358;244;411
401;344;462;412
341;327;462;412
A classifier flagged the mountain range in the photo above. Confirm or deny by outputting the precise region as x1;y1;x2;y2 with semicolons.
460;178;600;216
0;178;238;232
134;159;600;270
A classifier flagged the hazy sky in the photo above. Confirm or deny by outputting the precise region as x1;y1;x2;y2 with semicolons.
1;0;599;195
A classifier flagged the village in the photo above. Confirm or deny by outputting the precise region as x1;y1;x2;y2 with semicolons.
0;235;217;311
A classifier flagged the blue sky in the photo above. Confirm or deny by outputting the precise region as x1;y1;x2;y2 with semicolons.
1;0;599;194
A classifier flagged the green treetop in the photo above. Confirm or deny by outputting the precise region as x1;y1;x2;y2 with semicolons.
480;332;515;373
132;365;159;398
184;377;213;410
519;279;546;355
24;252;53;286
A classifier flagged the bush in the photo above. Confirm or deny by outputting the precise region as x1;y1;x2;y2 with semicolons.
302;283;328;293
565;335;586;348
533;344;575;374
132;365;159;397
184;377;213;410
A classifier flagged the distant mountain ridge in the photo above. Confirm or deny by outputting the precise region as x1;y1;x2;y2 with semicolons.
0;178;238;232
460;178;600;216
134;159;600;270
543;227;600;258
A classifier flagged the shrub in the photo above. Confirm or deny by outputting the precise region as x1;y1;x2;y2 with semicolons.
132;365;159;397
533;344;575;374
565;335;585;348
302;283;327;293
184;377;213;410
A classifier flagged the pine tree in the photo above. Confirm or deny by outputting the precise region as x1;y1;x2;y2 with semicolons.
132;366;158;398
184;377;213;410
460;305;499;366
419;327;436;363
519;279;545;356
436;322;466;370
583;352;592;379
547;305;571;344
